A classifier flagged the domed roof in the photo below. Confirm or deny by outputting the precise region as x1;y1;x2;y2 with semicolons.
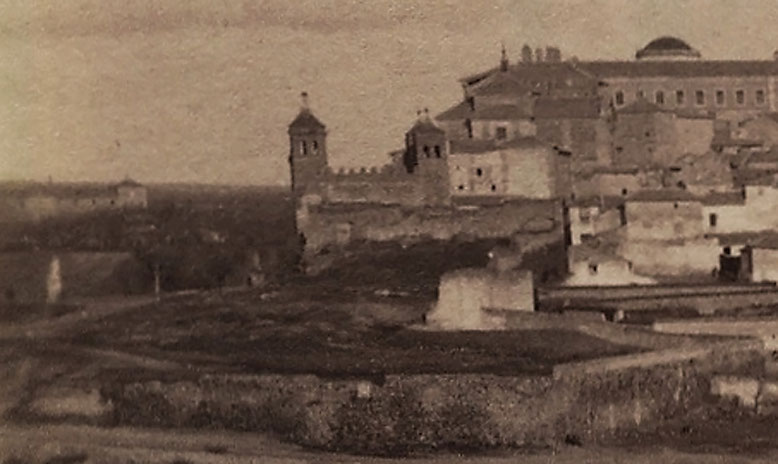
636;36;701;60
644;36;693;51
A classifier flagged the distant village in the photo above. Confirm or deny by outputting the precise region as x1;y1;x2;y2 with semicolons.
290;36;778;288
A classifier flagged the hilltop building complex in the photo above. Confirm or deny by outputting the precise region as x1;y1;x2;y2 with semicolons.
289;37;778;284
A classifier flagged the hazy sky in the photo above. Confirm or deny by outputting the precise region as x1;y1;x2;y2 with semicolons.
2;0;778;185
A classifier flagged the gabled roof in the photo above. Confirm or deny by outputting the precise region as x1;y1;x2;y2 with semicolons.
436;101;534;121
408;117;445;134
534;97;602;119
627;189;698;203
288;109;326;133
578;60;778;78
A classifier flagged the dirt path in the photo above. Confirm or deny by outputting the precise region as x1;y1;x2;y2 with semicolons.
0;294;161;340
3;423;778;464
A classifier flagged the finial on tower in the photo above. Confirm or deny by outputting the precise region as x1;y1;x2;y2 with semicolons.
300;91;310;111
500;42;509;71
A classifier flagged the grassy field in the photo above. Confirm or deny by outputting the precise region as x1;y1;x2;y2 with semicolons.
70;286;640;378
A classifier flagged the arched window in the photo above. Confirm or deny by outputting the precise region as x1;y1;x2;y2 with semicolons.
434;145;442;158
312;140;319;155
655;91;665;105
423;145;430;157
300;140;308;156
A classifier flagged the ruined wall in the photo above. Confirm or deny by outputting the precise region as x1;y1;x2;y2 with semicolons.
426;268;534;330
298;200;563;256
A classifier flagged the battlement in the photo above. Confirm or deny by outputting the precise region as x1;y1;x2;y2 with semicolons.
326;163;403;179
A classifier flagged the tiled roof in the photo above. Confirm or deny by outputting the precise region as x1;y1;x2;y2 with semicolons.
449;136;549;154
699;191;745;206
533;97;601;119
408;118;445;134
288;109;326;132
436;101;534;121
570;195;625;209
471;71;535;96
627;189;699;203
709;232;778;249
578;60;778;78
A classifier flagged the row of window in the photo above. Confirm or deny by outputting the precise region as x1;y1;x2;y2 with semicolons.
299;140;320;156
614;88;767;107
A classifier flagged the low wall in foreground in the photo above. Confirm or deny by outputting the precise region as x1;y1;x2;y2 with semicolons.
98;339;763;455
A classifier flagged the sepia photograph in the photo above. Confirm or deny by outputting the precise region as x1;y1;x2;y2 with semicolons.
4;0;778;462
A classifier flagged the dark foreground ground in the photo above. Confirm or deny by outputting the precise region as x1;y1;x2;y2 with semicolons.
0;285;775;462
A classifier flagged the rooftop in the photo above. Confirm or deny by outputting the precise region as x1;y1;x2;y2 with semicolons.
436;101;533;121
533;97;602;119
288;108;326;133
627;189;699;203
449;136;549;154
635;36;701;60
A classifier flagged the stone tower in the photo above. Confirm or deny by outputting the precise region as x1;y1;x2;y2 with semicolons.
288;91;328;200
403;109;450;205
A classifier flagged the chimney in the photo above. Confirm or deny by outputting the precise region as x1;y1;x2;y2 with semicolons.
521;44;533;63
535;47;544;63
300;91;310;111
546;46;561;62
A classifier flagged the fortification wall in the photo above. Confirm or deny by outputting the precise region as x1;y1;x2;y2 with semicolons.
100;339;762;454
299;200;563;256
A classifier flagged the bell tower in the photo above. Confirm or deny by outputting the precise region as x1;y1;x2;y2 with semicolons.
288;91;328;200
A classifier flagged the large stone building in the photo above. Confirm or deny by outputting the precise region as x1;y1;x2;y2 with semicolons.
441;37;778;176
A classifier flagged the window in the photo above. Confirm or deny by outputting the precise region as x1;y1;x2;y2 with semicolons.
709;213;718;227
637;90;645;99
495;126;508;140
300;140;308;156
621;188;628;196
756;89;766;105
490;184;497;192
423;145;430;157
467;96;475;111
476;168;483;177
695;90;705;106
673;202;679;209
655;91;665;105
736;90;745;105
716;90;725;106
312;140;319;154
434;145;442;158
723;246;732;256
676;90;685;105
588;263;598;275
615;91;624;106
457;184;465;191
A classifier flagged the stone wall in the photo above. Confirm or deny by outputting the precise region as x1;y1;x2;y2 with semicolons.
100;339;763;455
618;238;719;276
298;200;564;257
426;268;534;330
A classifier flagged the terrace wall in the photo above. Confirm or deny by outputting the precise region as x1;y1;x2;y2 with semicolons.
100;339;762;455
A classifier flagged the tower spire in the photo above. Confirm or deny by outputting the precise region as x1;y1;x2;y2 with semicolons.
500;42;509;72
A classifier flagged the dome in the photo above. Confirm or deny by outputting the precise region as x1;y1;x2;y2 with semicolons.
636;36;701;60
